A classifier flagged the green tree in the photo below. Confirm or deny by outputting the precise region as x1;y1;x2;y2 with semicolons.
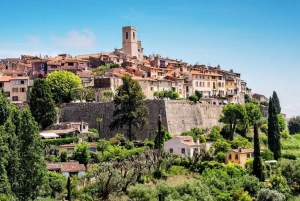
257;189;285;201
269;168;290;196
260;124;268;134
29;78;57;129
272;91;281;114
277;114;286;133
212;140;231;153
195;90;202;100
109;74;149;141
154;126;172;149
14;109;48;200
188;94;198;103
253;123;264;181
67;176;71;201
288;116;300;134
48;172;67;196
268;98;281;160
46;70;82;103
60;151;67;162
219;104;247;140
0;90;10;125
97;139;109;153
102;90;114;102
73;142;91;167
242;102;262;137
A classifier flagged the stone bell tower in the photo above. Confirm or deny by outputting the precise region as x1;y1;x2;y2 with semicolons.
122;26;139;59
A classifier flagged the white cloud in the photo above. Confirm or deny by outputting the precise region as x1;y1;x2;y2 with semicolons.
51;29;97;49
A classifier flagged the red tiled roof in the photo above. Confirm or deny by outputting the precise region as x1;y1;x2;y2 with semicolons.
231;148;254;154
41;128;76;134
0;76;11;82
77;71;91;78
47;162;86;172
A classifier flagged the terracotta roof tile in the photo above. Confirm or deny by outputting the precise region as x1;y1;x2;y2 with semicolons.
47;162;86;172
0;76;11;82
231;148;254;153
77;71;91;78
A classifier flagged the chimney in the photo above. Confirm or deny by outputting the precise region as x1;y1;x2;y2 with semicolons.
238;147;242;152
196;138;200;145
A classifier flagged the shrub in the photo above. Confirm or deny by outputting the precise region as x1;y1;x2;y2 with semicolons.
260;124;268;134
282;153;297;160
281;130;290;139
128;184;157;201
60;151;67;162
230;136;252;149
144;139;155;148
215;152;226;163
259;136;268;146
168;165;189;175
261;149;274;160
42;137;78;147
220;125;231;140
294;134;300;140
188;95;198;103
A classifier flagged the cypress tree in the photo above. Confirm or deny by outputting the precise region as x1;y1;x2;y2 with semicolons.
272;91;281;114
268;98;281;160
29;78;57;129
253;123;264;181
67;176;71;201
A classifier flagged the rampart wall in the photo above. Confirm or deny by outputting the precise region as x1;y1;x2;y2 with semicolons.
60;100;224;140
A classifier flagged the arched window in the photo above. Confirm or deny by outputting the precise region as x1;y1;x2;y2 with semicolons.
133;32;135;39
196;81;198;87
126;32;128;39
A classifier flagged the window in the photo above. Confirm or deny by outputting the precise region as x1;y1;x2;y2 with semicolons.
159;81;161;84
40;64;44;70
67;149;74;155
235;154;239;160
196;81;198;87
150;87;153;91
133;32;135;40
20;88;26;92
247;153;251;158
169;148;173;153
207;82;210;87
179;89;182;93
20;80;25;84
68;62;74;66
12;88;18;93
13;80;19;85
181;148;185;154
126;32;128;39
228;154;232;159
196;75;198;79
12;96;18;101
168;82;171;86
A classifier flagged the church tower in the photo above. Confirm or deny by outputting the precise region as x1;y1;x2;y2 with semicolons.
122;26;139;59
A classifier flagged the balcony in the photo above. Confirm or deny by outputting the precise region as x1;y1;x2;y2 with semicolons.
227;92;236;96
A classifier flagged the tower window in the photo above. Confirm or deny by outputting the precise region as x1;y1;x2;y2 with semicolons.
133;32;135;39
126;32;128;39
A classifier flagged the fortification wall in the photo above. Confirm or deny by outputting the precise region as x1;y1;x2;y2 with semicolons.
60;100;223;140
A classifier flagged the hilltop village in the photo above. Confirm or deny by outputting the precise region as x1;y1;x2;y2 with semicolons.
1;26;297;201
0;26;268;105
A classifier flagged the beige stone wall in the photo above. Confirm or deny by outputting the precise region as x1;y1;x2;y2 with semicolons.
60;100;223;140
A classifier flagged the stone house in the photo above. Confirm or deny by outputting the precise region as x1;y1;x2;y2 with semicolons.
47;161;86;177
164;136;201;158
225;148;254;168
58;142;97;157
252;93;269;103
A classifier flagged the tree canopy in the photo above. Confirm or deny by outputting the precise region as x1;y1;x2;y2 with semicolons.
272;91;281;114
29;78;57;129
73;142;91;167
46;70;82;103
219;104;247;140
268;98;281;160
109;74;149;141
288;116;300;134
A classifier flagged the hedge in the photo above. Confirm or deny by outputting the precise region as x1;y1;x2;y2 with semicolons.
42;137;78;147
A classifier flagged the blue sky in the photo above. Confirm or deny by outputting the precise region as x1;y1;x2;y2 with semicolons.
1;0;300;117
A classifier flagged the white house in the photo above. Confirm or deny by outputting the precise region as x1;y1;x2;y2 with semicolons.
164;136;201;158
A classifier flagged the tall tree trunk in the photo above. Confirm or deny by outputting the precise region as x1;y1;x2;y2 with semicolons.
253;123;264;181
